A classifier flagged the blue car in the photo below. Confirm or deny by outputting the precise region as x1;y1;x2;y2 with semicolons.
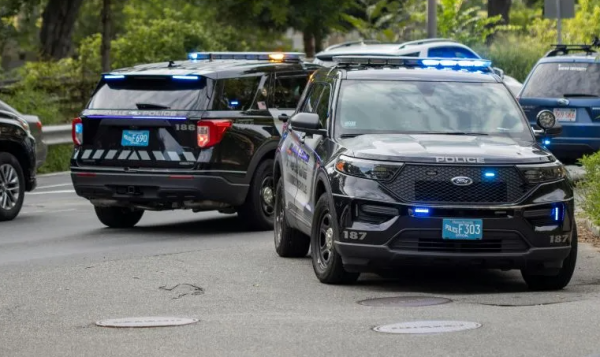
518;39;600;162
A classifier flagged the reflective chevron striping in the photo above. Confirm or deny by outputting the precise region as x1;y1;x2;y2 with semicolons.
76;149;197;162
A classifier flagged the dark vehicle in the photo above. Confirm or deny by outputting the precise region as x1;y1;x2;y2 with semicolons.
0;109;37;221
0;99;47;169
518;39;600;162
273;55;577;291
70;52;319;229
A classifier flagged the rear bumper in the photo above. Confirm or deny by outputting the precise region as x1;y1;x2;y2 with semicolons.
71;171;249;207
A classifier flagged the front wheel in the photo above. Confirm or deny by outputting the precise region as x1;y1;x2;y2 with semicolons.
94;206;144;228
0;152;25;222
521;224;578;291
310;193;359;284
238;159;275;231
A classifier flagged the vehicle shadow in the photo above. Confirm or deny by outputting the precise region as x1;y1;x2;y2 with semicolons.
352;268;532;295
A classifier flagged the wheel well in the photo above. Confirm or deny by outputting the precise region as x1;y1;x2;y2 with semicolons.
0;141;30;186
315;179;326;202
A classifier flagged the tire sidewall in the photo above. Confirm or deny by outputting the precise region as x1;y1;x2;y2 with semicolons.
247;159;275;228
311;194;341;278
0;153;25;220
274;178;285;252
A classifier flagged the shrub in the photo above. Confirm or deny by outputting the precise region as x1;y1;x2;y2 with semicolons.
579;152;600;225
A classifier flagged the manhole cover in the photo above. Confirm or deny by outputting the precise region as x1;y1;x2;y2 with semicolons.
373;320;481;334
359;296;452;307
95;317;199;328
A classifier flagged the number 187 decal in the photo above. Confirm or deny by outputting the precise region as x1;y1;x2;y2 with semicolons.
343;231;367;240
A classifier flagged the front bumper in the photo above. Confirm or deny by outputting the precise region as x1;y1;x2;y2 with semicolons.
71;170;249;208
332;195;575;272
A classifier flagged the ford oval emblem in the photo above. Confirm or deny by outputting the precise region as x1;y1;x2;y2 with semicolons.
451;176;473;186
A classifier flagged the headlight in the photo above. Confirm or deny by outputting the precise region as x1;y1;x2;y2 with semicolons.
335;155;403;181
518;162;566;184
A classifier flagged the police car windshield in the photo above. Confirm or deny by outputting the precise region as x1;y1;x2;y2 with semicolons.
521;62;600;98
87;76;210;111
335;80;532;140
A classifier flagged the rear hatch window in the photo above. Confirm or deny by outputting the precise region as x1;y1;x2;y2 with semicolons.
521;62;600;98
77;75;212;169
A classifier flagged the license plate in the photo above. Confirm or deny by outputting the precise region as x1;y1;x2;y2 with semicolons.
442;219;483;240
553;108;577;122
121;130;149;147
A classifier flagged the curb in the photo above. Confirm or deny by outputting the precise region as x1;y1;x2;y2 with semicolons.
581;217;600;238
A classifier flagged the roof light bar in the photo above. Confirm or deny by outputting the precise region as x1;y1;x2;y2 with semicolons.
103;74;125;79
187;52;305;63
332;56;492;71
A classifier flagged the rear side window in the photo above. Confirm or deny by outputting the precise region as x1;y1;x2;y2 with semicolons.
87;76;210;110
521;62;600;98
271;74;309;109
427;46;479;58
212;76;263;111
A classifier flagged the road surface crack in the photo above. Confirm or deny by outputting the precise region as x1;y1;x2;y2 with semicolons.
159;283;205;300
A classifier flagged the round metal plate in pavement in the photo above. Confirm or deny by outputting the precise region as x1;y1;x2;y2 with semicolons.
358;296;452;307
373;320;481;334
95;316;199;328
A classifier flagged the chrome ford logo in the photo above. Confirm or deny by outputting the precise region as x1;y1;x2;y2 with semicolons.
451;176;473;186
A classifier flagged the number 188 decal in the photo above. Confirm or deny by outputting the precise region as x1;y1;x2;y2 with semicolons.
343;231;367;240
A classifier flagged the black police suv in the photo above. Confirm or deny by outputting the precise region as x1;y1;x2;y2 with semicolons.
273;55;577;291
70;52;319;230
0;109;37;221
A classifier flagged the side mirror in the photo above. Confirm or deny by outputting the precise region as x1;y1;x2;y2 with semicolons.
290;112;326;135
493;67;505;79
536;110;562;137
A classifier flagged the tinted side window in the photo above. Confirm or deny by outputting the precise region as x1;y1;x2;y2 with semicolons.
301;83;324;113
212;76;262;111
272;74;309;109
315;84;331;128
428;46;479;58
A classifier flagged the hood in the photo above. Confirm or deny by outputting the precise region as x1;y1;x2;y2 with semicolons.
341;134;554;164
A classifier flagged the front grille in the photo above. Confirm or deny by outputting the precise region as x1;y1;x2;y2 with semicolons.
390;230;529;253
383;165;532;204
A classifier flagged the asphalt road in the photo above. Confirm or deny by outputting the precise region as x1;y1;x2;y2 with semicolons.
1;172;600;357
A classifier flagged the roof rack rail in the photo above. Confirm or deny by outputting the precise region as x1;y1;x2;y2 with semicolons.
323;40;382;52
544;36;600;57
397;38;457;49
186;51;306;63
332;55;492;71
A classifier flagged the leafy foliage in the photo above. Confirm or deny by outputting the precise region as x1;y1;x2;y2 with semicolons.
579;152;600;226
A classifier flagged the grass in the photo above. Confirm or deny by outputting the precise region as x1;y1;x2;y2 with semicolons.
38;144;73;174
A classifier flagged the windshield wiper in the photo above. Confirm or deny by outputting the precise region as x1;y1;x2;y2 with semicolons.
563;93;600;98
416;131;489;136
340;133;365;138
136;102;170;109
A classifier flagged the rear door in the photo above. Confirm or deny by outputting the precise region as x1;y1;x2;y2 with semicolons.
519;61;600;140
76;75;211;170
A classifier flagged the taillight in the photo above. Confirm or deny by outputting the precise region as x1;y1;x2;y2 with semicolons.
197;120;232;148
72;117;83;145
36;121;42;130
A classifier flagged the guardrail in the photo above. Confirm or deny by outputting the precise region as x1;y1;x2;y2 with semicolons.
42;124;71;145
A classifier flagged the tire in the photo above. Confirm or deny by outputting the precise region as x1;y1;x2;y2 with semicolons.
0;152;25;222
310;193;360;284
94;206;144;228
238;159;275;231
274;179;310;257
521;224;578;291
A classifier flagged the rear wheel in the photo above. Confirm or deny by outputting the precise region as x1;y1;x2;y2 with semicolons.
311;193;360;284
0;153;25;222
274;179;309;257
238;159;274;231
94;206;144;228
521;224;578;291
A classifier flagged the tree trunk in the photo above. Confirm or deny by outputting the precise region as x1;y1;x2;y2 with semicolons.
303;30;315;59
101;0;111;72
488;0;512;25
39;0;85;60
